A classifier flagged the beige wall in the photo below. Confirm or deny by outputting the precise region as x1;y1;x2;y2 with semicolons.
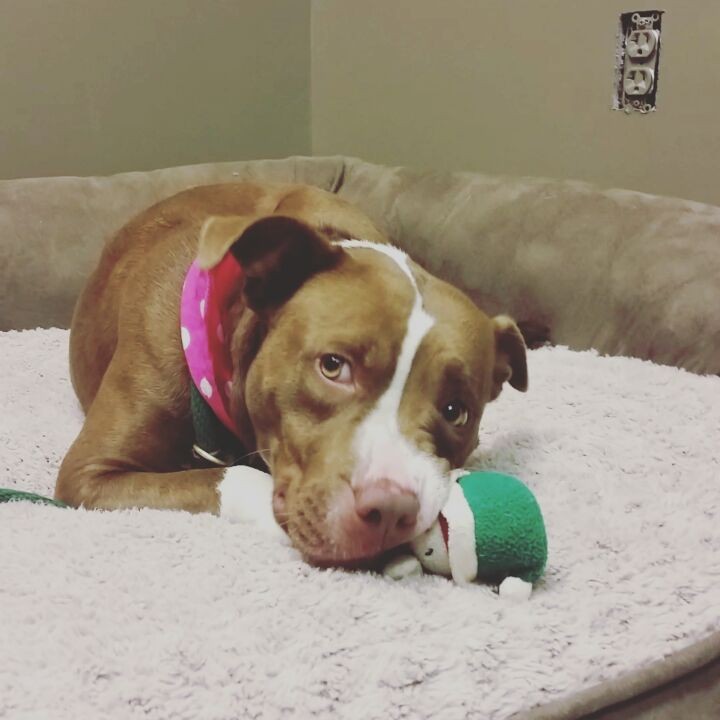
4;1;719;205
311;1;720;206
0;0;310;179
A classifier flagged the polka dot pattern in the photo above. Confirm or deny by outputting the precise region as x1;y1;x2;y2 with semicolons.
180;254;244;437
200;377;213;398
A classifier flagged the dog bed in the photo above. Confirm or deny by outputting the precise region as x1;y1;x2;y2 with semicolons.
1;327;719;720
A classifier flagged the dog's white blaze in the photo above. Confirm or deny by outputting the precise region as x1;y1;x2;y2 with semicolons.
336;240;452;534
335;239;415;281
339;241;435;421
371;283;434;417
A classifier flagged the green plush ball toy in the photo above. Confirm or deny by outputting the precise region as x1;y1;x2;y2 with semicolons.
409;471;548;600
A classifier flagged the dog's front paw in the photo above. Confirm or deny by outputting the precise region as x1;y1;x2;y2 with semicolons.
217;466;289;544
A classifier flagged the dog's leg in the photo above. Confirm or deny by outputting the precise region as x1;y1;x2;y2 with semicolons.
56;360;283;538
58;441;284;538
58;448;277;522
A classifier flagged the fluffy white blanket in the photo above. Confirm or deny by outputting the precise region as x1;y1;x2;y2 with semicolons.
1;329;718;719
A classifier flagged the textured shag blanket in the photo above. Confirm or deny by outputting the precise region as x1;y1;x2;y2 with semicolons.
1;328;719;720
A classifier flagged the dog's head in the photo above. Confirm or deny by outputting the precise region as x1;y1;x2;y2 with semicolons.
200;214;527;565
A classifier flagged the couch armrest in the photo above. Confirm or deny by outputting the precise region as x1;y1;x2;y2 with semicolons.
0;156;345;331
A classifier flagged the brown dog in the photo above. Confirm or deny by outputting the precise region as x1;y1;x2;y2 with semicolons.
56;182;527;565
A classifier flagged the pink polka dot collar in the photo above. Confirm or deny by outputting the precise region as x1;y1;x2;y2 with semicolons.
180;253;244;438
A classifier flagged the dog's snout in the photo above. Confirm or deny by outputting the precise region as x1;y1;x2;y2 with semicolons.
354;480;419;547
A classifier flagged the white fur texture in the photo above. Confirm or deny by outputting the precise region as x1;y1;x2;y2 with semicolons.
338;240;449;534
218;465;289;545
1;329;720;720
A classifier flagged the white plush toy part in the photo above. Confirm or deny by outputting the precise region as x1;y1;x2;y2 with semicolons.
386;471;548;600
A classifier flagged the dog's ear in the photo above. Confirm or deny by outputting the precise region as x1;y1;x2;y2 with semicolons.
198;214;342;312
490;315;528;401
197;215;260;269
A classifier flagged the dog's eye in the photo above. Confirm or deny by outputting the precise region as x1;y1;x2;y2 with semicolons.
318;354;353;384
442;401;469;427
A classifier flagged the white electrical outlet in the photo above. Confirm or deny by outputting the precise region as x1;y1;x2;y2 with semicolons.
623;67;654;95
626;29;659;59
613;11;664;113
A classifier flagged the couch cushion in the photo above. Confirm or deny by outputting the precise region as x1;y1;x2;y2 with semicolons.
2;155;718;375
0;156;344;331
337;158;720;375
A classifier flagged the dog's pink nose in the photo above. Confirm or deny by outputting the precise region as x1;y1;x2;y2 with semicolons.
354;480;419;549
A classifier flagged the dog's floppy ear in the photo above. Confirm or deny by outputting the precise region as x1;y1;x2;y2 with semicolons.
198;214;342;312
490;315;528;401
197;215;260;269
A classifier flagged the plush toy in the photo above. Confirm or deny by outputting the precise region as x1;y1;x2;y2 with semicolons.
384;471;547;600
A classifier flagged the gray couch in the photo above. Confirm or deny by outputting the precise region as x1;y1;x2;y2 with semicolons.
1;155;719;376
1;157;719;720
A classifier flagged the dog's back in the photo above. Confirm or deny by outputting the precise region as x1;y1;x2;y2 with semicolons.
70;183;384;411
